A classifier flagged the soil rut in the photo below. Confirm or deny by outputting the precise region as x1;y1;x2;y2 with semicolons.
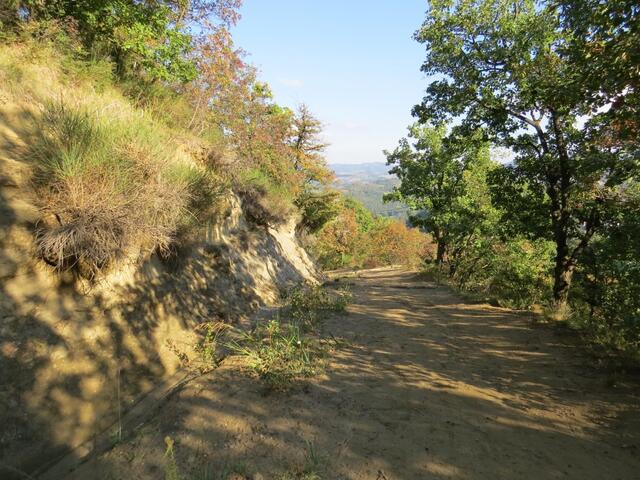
66;267;640;479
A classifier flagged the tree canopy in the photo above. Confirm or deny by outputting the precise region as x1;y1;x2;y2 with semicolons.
411;0;639;306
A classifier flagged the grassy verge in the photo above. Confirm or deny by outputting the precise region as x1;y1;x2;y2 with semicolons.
234;168;296;227
226;282;352;391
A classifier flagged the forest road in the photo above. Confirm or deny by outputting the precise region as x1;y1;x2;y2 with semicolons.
68;266;640;479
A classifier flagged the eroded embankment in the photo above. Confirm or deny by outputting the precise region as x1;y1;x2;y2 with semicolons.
0;144;317;477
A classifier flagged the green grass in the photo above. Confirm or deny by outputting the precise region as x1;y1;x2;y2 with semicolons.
27;100;198;276
227;319;326;391
235;168;296;227
0;35;227;278
224;282;351;391
282;282;352;330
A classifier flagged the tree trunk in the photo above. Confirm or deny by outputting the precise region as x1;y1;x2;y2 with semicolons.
552;255;574;309
551;207;578;311
435;237;446;267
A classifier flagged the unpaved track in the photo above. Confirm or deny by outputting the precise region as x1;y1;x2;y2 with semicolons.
68;267;640;479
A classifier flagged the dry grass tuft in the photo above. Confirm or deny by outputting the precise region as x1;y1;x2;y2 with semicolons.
22;96;200;278
35;160;190;278
235;169;295;228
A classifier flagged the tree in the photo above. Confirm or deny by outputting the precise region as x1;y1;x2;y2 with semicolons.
558;0;639;146
290;104;333;186
414;0;638;308
574;183;640;349
10;0;243;82
385;123;491;267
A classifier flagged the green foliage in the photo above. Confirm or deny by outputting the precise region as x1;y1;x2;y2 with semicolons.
164;436;180;480
194;322;229;370
311;195;432;270
413;0;638;308
343;197;375;232
390;0;640;357
452;238;555;309
282;282;352;329
227;282;349;390
385;123;493;265
559;0;639;144
13;0;200;82
295;188;342;234
277;441;327;480
572;185;640;355
227;319;326;391
26;97;214;277
236;168;296;227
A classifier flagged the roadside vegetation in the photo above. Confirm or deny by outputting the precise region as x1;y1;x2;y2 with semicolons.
0;2;341;280
311;196;433;270
386;0;639;358
227;282;351;391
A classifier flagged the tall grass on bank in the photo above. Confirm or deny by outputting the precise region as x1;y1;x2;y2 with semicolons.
234;168;296;227
28;99;216;278
0;31;227;278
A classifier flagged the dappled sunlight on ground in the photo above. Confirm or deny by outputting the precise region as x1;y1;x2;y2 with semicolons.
65;267;640;479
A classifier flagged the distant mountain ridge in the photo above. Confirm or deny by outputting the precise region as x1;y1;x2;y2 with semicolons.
329;162;408;219
330;162;392;182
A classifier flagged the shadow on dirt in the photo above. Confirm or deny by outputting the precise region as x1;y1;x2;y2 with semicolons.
0;155;308;479
58;269;640;480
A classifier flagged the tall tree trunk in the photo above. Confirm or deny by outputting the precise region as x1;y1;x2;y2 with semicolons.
549;110;575;311
435;233;446;267
549;190;577;311
552;252;574;309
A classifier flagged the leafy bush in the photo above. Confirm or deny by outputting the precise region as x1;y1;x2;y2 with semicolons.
450;238;555;309
311;196;433;270
367;218;434;268
10;1;200;82
295;188;341;234
571;192;640;356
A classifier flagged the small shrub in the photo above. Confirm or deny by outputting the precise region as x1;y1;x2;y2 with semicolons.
164;436;180;480
227;319;326;391
194;321;229;371
282;282;352;329
235;169;295;227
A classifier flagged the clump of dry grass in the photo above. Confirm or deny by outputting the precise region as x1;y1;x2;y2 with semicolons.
35;168;189;278
235;169;295;228
27;98;205;278
0;37;223;279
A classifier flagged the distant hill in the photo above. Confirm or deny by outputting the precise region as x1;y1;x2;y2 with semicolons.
330;162;392;181
329;162;409;219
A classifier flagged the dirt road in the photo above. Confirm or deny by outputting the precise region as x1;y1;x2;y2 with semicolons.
67;267;640;479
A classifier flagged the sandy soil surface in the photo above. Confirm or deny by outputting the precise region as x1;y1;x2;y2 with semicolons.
66;267;640;479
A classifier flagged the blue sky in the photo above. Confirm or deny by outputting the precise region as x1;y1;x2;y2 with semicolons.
232;1;428;165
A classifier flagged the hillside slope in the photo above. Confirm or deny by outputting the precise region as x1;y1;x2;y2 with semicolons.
0;42;318;478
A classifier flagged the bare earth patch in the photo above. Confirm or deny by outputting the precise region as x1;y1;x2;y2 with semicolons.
66;267;640;479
